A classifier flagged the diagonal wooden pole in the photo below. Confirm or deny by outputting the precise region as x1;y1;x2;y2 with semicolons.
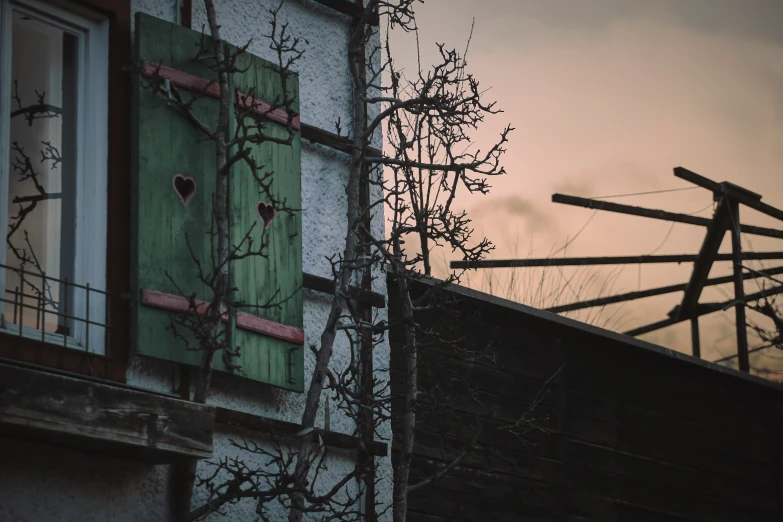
552;193;783;240
624;284;783;337
545;265;783;314
450;251;783;269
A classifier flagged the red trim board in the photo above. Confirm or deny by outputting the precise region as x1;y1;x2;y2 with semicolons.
141;62;221;98
141;62;300;130
235;92;301;130
141;289;305;345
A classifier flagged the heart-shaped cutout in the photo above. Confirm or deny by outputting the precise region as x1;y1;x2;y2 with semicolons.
257;201;276;229
173;174;197;206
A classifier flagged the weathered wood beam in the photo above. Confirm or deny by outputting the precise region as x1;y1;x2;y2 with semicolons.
673;166;725;195
214;407;387;457
545;265;783;314
301;123;382;158
310;0;379;25
303;272;385;309
0;361;214;462
450;251;783;270
751;199;783;224
676;197;731;320
553;193;710;226
552;193;783;240
623;284;783;337
675;167;783;223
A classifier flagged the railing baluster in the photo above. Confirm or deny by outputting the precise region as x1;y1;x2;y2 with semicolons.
18;265;24;337
40;272;46;342
85;283;90;352
13;286;19;326
105;290;111;357
62;277;69;348
35;283;41;330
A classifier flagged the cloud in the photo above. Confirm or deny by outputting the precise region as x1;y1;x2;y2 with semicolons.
472;195;554;232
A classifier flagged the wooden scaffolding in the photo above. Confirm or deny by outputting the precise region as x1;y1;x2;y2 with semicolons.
451;167;783;371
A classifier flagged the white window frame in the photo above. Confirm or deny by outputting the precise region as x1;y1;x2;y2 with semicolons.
0;0;108;353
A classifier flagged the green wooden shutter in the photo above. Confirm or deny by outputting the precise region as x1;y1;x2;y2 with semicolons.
132;13;304;391
227;45;304;391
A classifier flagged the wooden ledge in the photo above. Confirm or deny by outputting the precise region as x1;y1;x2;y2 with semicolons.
215;407;388;457
0;361;214;463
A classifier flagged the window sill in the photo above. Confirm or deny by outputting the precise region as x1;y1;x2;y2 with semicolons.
0;359;214;462
0;323;85;351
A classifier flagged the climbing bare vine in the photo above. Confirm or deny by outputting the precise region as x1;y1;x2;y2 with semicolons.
140;2;554;522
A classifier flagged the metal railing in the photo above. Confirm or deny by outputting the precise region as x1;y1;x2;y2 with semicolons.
0;262;114;355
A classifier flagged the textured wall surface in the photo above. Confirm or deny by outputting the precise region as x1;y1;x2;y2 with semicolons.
0;439;172;522
0;0;392;520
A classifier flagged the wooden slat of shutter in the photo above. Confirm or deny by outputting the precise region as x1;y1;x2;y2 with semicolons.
132;13;226;369
227;45;304;391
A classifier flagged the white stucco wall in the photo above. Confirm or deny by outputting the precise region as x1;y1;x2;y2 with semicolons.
0;0;391;521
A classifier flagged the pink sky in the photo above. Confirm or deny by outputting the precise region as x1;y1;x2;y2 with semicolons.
390;0;783;377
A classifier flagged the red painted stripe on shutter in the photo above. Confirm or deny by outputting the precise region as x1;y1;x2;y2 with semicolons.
141;289;305;345
234;310;304;345
235;92;301;130
140;62;300;130
141;288;221;316
141;61;221;98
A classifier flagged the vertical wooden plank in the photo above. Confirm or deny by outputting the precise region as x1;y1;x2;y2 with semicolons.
729;199;750;372
228;44;303;391
133;13;221;368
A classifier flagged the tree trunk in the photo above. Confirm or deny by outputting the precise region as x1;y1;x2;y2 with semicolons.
391;243;417;522
418;228;431;276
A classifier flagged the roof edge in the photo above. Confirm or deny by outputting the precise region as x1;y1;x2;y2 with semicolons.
394;271;783;394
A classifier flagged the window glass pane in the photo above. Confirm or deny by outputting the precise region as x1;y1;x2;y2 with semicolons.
7;10;77;334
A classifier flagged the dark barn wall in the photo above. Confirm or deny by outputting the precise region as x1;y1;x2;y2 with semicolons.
389;278;783;522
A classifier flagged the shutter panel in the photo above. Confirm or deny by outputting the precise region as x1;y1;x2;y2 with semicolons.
132;14;304;391
227;45;304;391
133;13;220;369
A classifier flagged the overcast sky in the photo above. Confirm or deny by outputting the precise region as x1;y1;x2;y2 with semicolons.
389;0;783;376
